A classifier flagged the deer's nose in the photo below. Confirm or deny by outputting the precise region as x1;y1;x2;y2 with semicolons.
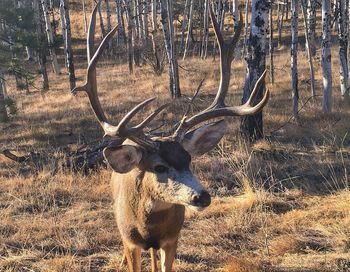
191;190;211;208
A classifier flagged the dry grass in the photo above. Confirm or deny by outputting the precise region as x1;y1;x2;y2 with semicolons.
1;2;350;271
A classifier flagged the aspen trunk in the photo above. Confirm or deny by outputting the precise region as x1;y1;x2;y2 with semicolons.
322;0;332;112
60;0;76;90
59;1;68;67
150;0;161;73
97;4;106;37
337;0;349;100
269;5;274;83
0;72;8;122
142;0;149;41
201;0;209;59
241;0;269;140
34;0;49;90
41;0;61;75
124;0;135;73
306;0;316;56
301;0;316;98
116;0;126;46
291;0;299;120
277;0;285;47
160;0;181;98
243;0;250;55
180;0;190;52
183;0;194;59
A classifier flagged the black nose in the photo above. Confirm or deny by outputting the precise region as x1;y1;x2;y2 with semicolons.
191;190;211;208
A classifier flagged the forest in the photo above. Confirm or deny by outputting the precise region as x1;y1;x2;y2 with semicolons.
0;0;349;271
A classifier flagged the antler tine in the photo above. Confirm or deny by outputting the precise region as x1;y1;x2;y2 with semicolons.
73;1;163;150
246;70;267;105
87;0;100;62
173;71;269;140
229;12;243;52
134;103;170;130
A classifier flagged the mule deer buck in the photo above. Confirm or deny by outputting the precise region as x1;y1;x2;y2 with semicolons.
73;1;269;271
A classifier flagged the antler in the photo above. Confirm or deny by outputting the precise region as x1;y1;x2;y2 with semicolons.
173;4;269;140
72;1;168;150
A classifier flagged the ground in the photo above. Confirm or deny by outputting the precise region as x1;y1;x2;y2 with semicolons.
0;3;350;271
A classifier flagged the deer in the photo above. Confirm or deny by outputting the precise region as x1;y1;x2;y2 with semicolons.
72;1;269;271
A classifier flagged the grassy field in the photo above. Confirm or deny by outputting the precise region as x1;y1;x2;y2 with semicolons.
1;2;350;271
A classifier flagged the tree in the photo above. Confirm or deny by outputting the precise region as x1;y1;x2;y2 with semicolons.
322;0;332;112
41;0;61;75
60;0;76;90
160;0;181;98
0;69;8;123
291;0;299;120
240;0;269;140
337;0;349;101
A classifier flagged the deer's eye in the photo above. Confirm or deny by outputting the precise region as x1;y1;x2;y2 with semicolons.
154;165;168;174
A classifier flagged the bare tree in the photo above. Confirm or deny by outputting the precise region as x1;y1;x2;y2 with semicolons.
291;0;299;120
34;0;49;91
183;0;194;59
60;0;76;90
160;0;181;97
241;0;269;140
306;0;317;55
301;0;316;98
337;0;349;101
322;0;332;112
0;69;8;122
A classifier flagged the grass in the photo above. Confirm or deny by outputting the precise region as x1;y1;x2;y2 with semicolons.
1;1;350;271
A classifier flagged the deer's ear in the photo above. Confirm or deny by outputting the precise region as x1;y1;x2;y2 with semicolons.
181;120;227;156
103;145;143;173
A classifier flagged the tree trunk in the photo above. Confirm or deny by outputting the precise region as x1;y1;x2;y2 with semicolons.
59;1;68;67
0;69;8;123
150;0;161;73
243;0;250;55
183;0;194;59
291;0;299;120
337;0;349;101
269;5;274;83
124;0;135;73
240;0;269;140
116;0;126;46
142;0;149;41
322;0;332;112
97;4;106;37
34;0;49;91
160;0;181;98
301;0;316;98
201;0;209;59
277;0;285;47
306;0;317;56
41;0;61;75
105;0;112;48
61;0;76;90
180;0;190;52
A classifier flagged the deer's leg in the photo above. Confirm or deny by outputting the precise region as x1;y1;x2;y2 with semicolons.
160;242;177;272
124;246;141;272
150;248;158;272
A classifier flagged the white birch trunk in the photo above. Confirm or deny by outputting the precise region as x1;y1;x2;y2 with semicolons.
34;0;49;90
41;0;61;75
183;0;194;59
337;0;349;100
301;0;316;98
0;69;8;122
241;0;269;139
160;0;181;97
322;0;332;112
59;1;68;67
291;0;299;120
61;0;76;90
306;0;316;56
201;0;209;59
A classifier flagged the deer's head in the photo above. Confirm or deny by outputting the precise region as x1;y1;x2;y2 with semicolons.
73;1;269;211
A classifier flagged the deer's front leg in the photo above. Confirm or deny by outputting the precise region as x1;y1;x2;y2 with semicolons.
160;242;177;272
124;246;141;272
